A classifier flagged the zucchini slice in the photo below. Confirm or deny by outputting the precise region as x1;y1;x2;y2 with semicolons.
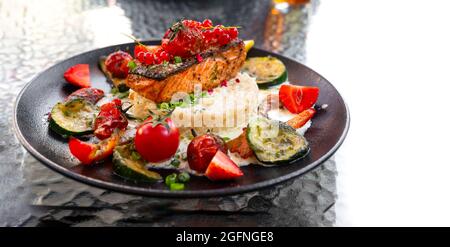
49;99;98;137
112;144;162;183
242;56;287;88
99;56;129;92
246;116;309;164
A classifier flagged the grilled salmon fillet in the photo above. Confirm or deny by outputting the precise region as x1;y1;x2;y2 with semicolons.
126;40;247;103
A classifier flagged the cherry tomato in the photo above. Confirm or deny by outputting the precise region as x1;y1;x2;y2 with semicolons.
279;85;320;114
134;116;180;163
105;50;132;78
187;133;228;173
94;99;128;140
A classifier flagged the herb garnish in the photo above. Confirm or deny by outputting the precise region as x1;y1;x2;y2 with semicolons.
157;91;207;111
174;56;182;64
128;60;137;70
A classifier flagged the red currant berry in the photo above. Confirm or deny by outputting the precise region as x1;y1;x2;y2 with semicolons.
227;27;238;40
153;54;161;64
196;54;203;63
213;27;223;36
202;19;213;28
160;51;170;63
144;52;154;64
134;44;148;58
220;80;228;87
137;51;145;62
202;29;213;42
218;33;230;45
183;20;202;29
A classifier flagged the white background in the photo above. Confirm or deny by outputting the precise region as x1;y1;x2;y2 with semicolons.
306;0;450;226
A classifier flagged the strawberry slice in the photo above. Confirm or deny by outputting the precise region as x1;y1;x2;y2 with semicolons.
205;150;243;181
63;64;91;88
279;84;319;114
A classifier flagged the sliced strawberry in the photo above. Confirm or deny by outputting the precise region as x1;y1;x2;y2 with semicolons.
205;150;243;181
279;84;319;114
63;64;91;88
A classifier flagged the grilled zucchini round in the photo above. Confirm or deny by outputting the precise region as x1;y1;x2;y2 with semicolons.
113;144;162;183
246;116;309;164
242;56;287;88
49;98;98;137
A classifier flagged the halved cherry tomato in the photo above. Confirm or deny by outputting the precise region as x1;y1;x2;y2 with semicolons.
279;85;319;114
69;132;120;165
105;50;132;78
187;133;228;173
286;108;316;129
94;99;128;140
205;150;243;181
63;64;91;88
66;88;104;104
134;116;180;163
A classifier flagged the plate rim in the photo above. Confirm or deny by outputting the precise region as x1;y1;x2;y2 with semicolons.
12;40;350;198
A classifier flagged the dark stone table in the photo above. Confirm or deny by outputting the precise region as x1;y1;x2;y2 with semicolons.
0;0;337;226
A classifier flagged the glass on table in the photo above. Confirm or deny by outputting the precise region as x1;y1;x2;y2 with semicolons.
273;0;310;12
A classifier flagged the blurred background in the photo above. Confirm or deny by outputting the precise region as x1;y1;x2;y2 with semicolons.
2;0;450;226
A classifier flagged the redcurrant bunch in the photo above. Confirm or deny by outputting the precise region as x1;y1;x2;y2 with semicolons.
134;19;239;64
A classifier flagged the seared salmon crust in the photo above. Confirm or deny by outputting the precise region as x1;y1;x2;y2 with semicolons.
126;40;247;103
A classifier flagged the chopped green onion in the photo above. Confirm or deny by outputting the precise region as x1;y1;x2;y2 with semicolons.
159;102;170;110
111;87;119;94
170;183;185;191
174;56;182;64
170;159;181;168
165;173;178;186
117;91;130;99
222;136;230;142
131;151;141;161
181;153;188;161
128;60;137;70
177;172;190;183
157;91;207;111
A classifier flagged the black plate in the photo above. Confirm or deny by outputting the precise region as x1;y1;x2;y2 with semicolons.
13;40;349;198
